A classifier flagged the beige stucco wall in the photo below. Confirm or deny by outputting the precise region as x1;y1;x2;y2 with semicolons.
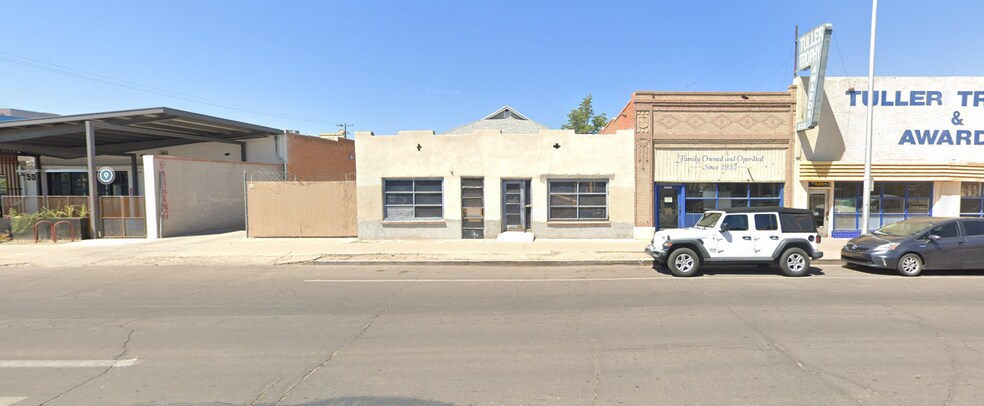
355;129;635;239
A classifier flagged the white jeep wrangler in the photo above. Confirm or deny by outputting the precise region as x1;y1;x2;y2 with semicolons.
645;207;824;277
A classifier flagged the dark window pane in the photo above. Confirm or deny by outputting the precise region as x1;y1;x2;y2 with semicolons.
549;181;576;193
578;195;606;206
550;194;576;206
907;199;931;214
385;180;413;192
961;183;982;198
908;182;932;198
750;199;781;207
685;199;715;213
462;197;482;208
462;220;483;229
415;206;442;218
717;199;748;209
462;188;483;198
415;193;442;205
930;222;960;239
961;198;983;214
882;199;904;213
721;214;749;231
750;183;782;198
550;207;578;219
415;180;442;192
385;194;413;205
780;213;817;232
578;207;607;219
835;182;860;199
578;181;607;193
754;214;779;231
834;198;858;213
869;199;881;213
462;178;483;187
686;183;716;198
718;183;748;198
882;182;906;198
505;194;521;204
962;220;984;236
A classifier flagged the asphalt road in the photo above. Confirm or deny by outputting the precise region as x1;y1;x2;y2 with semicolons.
1;263;983;406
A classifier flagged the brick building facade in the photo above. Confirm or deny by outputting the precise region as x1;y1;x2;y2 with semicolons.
602;91;796;238
286;133;355;181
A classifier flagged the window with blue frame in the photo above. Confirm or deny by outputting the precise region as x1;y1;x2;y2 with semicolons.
961;182;984;218
682;183;783;227
832;181;933;238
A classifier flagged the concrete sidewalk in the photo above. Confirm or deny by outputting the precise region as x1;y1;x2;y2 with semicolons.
0;231;849;268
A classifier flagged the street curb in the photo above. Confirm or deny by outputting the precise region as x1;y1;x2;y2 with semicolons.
308;258;845;267
309;259;651;267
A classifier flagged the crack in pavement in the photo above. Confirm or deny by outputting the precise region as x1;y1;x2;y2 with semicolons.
248;377;282;406
564;283;602;406
38;323;136;406
273;308;387;406
726;306;870;406
883;304;961;406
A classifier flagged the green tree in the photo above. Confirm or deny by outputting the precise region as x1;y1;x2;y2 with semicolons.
562;94;608;134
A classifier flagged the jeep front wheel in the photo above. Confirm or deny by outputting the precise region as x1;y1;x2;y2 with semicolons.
668;248;700;277
779;248;810;277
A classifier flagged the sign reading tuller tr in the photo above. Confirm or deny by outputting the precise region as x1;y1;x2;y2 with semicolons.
796;23;833;131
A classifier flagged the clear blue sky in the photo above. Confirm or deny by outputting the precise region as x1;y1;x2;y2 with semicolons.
1;0;981;135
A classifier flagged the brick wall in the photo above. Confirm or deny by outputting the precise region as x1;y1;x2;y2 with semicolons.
286;134;355;181
631;92;796;227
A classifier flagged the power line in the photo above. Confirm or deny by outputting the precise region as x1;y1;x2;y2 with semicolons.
832;35;851;76
753;53;794;91
0;50;335;125
683;34;788;89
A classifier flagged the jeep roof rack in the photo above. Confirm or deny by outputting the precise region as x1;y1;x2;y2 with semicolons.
717;207;814;215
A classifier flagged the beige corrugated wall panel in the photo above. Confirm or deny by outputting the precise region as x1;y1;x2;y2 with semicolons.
654;148;786;182
247;181;357;237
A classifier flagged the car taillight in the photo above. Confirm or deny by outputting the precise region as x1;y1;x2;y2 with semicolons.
816;234;822;243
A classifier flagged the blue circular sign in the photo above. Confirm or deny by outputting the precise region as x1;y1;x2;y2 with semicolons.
97;167;116;185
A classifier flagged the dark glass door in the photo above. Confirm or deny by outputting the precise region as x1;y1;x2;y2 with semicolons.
656;185;682;230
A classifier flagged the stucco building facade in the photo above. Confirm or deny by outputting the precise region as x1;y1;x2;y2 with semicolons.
355;128;635;240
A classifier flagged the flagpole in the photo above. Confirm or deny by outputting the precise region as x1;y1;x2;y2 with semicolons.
861;0;878;234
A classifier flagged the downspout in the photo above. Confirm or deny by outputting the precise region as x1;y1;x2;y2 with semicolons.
277;130;289;180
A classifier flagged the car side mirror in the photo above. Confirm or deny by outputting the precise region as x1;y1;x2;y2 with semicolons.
719;224;730;232
927;234;941;241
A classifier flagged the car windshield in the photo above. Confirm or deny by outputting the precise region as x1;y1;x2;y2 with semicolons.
695;212;722;228
873;219;940;237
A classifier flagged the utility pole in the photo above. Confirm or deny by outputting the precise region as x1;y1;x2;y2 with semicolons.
793;25;798;77
337;123;355;138
861;0;879;234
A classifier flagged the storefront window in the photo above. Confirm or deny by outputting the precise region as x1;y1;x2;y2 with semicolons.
831;181;933;238
960;182;984;218
682;183;783;227
383;179;444;220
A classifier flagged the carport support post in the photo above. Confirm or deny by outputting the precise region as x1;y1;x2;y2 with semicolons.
129;154;139;195
85;121;102;238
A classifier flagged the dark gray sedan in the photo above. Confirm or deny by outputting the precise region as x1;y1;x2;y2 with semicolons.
841;217;984;276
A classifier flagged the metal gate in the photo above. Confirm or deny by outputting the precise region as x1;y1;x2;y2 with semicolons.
99;196;146;238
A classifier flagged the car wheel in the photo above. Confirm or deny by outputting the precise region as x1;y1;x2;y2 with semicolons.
668;248;700;277
897;253;923;277
779;248;810;277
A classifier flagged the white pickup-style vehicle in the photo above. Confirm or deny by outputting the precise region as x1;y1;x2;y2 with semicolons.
645;207;825;277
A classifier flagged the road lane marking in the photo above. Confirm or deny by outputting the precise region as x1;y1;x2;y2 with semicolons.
0;397;27;406
0;359;140;368
305;275;984;283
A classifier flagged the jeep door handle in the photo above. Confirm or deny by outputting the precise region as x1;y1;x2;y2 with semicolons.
770;236;779;240
742;236;752;240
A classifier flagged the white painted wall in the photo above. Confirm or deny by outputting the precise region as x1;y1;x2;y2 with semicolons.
144;155;280;239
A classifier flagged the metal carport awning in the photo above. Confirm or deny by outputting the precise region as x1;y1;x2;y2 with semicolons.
0;107;282;237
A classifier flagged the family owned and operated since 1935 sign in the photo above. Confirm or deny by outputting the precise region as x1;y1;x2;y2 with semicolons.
654;149;785;182
848;89;984;145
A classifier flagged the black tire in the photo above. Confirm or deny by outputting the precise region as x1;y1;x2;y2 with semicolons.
897;253;923;277
779;247;810;277
668;248;700;277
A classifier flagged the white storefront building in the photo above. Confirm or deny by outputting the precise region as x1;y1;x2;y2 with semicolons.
793;76;984;237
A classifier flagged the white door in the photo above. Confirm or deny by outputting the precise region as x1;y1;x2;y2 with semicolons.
751;213;782;259
808;190;830;237
711;214;756;258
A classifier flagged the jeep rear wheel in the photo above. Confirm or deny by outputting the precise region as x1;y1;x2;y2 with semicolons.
668;248;700;277
779;247;810;277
